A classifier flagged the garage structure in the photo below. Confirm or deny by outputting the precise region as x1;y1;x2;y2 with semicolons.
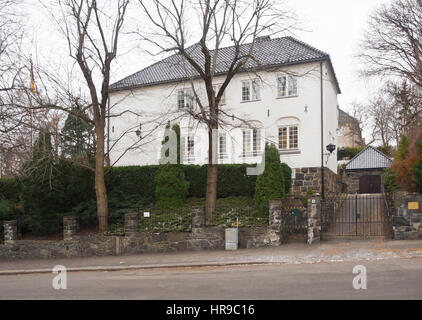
341;146;392;194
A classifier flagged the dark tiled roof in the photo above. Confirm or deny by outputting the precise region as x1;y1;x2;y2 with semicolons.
110;36;340;93
338;107;357;125
345;146;392;170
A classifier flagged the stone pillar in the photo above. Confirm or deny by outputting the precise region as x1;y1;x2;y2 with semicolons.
63;216;78;241
307;194;321;245
268;199;282;246
124;212;138;236
3;220;17;243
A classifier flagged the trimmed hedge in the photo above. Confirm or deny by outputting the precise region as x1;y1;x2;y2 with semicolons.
0;162;293;206
105;164;258;199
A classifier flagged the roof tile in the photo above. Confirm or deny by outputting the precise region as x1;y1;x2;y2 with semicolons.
110;36;340;92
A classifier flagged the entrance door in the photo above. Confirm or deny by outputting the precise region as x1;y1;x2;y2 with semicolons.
359;175;381;194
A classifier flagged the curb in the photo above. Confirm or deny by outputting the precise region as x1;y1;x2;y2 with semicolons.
0;260;275;276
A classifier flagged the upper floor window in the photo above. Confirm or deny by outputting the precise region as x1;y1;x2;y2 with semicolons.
177;89;194;109
241;79;261;102
278;125;298;150
242;128;261;156
213;84;226;105
277;75;297;97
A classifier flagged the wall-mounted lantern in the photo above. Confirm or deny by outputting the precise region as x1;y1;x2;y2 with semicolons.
326;143;336;154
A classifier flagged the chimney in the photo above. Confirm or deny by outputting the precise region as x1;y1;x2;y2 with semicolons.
255;35;271;43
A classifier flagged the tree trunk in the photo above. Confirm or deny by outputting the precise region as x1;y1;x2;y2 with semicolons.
205;129;218;224
95;123;108;233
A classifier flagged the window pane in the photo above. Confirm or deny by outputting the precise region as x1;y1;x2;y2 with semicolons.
185;89;194;108
278;127;287;150
177;90;185;108
289;126;298;149
278;77;286;97
252;80;260;100
187;136;194;158
288;76;297;96
219;133;226;159
242;129;251;155
253;129;260;155
242;82;250;101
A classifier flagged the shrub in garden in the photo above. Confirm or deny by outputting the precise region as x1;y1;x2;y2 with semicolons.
303;188;314;207
280;163;292;194
337;146;364;160
391;135;418;191
383;167;398;192
411;143;422;193
253;143;285;211
155;164;189;209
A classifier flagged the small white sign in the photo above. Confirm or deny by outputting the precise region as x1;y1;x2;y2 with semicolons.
143;212;150;218
312;199;316;204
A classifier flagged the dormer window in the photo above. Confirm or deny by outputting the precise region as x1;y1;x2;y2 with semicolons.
177;89;194;109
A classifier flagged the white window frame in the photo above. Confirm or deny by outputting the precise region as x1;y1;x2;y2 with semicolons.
277;75;297;97
186;135;195;160
242;128;261;157
241;79;261;102
278;125;299;151
177;89;195;109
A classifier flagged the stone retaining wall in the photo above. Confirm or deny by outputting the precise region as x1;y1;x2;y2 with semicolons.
0;204;283;260
392;193;422;240
292;167;338;197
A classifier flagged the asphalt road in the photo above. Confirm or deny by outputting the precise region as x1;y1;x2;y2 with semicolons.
1;257;422;299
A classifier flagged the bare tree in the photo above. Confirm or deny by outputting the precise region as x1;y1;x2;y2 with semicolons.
386;80;422;144
360;0;422;88
0;0;36;177
137;0;295;221
33;0;132;233
340;103;367;147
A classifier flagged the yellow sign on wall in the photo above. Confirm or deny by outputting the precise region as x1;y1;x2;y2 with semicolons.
408;202;419;210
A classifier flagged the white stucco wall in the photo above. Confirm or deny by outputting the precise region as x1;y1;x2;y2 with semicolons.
108;60;339;174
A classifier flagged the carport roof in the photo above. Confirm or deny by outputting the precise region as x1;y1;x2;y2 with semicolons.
345;146;392;170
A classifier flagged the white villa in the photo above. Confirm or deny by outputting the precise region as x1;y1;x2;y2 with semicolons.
108;36;341;196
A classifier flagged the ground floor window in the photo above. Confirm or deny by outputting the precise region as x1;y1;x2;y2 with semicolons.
242;128;261;156
278;125;298;150
218;132;227;160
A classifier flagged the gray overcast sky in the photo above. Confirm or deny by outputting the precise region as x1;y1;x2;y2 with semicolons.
25;0;388;116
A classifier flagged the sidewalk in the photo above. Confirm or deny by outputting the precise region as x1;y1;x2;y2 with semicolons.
1;239;422;275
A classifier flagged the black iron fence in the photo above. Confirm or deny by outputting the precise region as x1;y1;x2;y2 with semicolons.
281;196;308;235
321;194;392;237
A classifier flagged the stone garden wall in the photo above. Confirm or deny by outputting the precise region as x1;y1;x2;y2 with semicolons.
292;167;338;197
392;193;422;240
0;204;285;260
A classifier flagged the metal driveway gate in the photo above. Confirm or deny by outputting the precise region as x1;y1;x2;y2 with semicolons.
321;194;392;238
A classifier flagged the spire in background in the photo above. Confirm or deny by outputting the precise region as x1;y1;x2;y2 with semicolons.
30;55;35;94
